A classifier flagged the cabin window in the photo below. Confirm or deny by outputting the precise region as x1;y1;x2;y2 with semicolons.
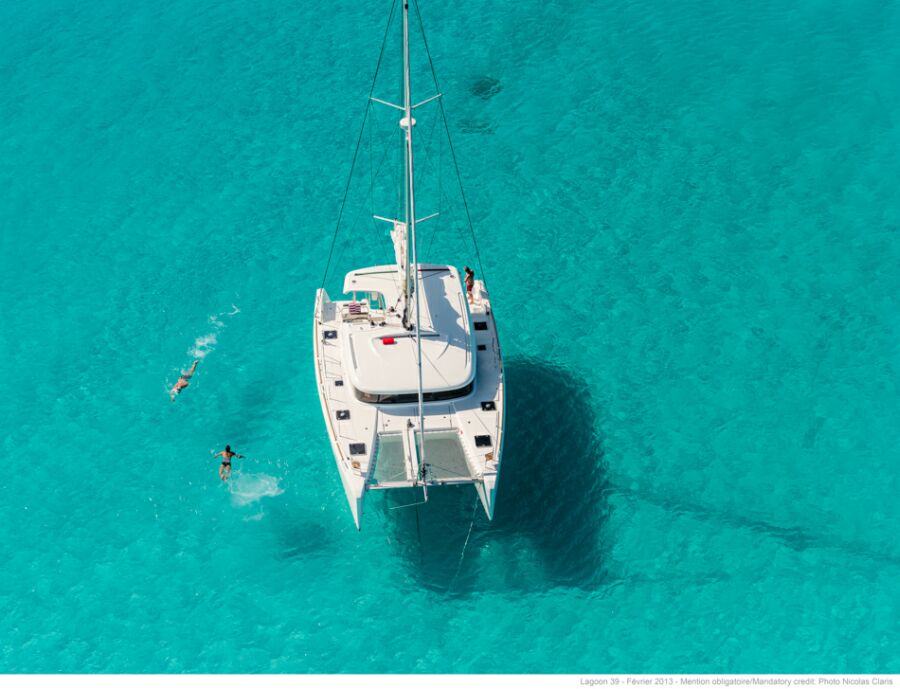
350;291;385;312
368;291;385;311
354;381;474;405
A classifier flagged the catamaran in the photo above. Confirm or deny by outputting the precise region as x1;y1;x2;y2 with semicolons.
312;0;504;529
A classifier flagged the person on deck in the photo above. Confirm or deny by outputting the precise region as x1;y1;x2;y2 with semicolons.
464;266;475;304
170;360;199;401
215;445;244;481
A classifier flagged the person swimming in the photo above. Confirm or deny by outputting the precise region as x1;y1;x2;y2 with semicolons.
170;360;199;401
214;445;244;481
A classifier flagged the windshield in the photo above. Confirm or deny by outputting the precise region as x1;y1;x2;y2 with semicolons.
354;381;473;404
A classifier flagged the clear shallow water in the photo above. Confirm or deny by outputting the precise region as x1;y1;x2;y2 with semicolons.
1;0;899;673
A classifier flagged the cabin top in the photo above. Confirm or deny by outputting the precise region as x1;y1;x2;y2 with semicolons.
340;264;475;396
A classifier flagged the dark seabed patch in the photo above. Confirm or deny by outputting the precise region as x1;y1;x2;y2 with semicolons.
471;76;502;100
458;118;494;135
268;503;336;560
378;357;611;596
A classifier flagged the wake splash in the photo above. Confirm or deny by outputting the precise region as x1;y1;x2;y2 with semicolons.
166;305;240;398
229;473;284;507
189;306;238;360
190;332;218;359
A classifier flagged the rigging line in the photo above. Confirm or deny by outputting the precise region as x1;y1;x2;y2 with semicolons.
319;102;367;288
369;88;374;229
437;108;443;251
426;135;447;256
345;121;398;244
402;115;440;210
415;108;445;197
368;101;385;231
396;128;403;221
410;100;442;180
343;162;385;249
366;106;397;214
368;100;393;228
406;32;444;255
429;187;466;255
411;0;488;289
368;93;391;267
415;503;423;548
448;498;479;594
337;152;397;272
319;0;399;288
439;111;485;284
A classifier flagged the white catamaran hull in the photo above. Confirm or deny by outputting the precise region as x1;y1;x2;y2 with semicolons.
313;278;504;529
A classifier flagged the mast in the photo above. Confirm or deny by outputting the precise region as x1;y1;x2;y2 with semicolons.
401;1;428;490
401;2;416;331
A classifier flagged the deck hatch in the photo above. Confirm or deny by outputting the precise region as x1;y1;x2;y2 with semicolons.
477;344;487;351
474;321;488;331
334;379;344;387
474;435;492;448
336;410;350;420
480;401;496;411
323;330;338;340
349;443;366;455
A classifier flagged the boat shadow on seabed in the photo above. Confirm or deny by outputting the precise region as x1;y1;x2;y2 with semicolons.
380;357;613;596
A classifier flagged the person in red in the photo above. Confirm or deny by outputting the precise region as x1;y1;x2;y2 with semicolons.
170;360;199;401
464;266;475;304
214;445;244;481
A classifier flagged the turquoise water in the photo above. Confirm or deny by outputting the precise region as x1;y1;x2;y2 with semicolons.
1;0;899;673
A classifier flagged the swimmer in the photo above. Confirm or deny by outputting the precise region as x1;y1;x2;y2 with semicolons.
170;360;199;401
215;445;244;481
